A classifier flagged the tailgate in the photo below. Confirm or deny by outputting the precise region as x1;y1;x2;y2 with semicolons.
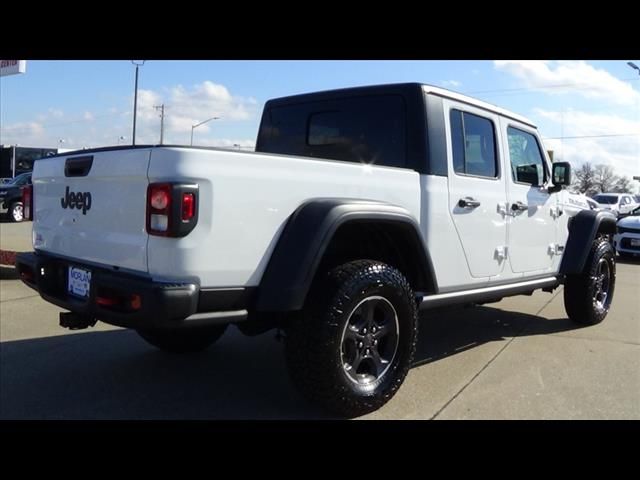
32;148;151;273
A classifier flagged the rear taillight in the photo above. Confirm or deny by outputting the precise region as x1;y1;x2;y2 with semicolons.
146;183;198;237
182;193;195;221
22;185;33;221
147;183;172;236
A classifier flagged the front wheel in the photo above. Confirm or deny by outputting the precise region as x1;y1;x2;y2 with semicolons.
285;260;418;417
137;325;228;353
564;237;616;325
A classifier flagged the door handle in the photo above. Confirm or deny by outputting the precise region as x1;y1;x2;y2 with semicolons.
511;201;528;212
458;197;481;209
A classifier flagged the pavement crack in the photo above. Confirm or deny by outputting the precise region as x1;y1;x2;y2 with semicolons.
429;334;517;420
0;294;41;303
547;333;640;346
430;289;563;420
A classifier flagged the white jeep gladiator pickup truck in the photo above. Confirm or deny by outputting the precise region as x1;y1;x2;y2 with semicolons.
17;83;617;417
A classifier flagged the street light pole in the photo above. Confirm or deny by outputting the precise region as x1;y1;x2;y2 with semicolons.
190;116;220;146
131;60;145;146
628;62;640;186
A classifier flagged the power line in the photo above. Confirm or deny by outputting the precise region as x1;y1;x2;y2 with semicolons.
464;77;640;96
542;133;639;140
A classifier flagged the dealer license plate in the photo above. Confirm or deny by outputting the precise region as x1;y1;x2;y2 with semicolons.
68;266;92;299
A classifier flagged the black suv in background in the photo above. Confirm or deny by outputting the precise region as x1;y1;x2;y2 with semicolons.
0;172;32;222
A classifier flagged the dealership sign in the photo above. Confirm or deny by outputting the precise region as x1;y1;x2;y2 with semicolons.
0;60;27;77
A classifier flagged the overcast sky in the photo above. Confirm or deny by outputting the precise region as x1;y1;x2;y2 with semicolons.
1;60;638;189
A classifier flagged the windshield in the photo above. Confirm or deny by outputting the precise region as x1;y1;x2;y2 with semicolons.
6;173;30;186
593;195;618;205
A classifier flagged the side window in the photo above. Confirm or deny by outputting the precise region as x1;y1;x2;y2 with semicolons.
450;109;498;178
507;127;547;186
308;112;341;145
259;95;407;168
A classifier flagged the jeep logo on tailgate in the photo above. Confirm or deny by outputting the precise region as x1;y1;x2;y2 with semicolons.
60;186;92;214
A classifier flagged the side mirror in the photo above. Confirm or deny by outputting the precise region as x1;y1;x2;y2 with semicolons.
515;164;539;185
549;162;571;193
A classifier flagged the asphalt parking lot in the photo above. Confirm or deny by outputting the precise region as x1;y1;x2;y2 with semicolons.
1;221;639;419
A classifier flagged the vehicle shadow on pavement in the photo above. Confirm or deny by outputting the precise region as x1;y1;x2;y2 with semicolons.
0;217;29;223
412;305;586;368
0;327;334;420
0;305;585;420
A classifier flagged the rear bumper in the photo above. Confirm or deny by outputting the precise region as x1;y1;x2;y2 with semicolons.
15;251;251;329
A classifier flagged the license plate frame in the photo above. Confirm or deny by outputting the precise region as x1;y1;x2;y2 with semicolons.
67;265;92;299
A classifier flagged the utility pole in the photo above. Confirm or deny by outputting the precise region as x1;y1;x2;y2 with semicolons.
154;104;166;145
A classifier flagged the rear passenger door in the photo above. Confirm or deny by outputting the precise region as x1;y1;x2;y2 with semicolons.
444;100;508;279
502;121;557;274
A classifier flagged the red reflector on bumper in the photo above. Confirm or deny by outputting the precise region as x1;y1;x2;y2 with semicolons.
96;296;118;307
20;270;34;282
130;294;142;310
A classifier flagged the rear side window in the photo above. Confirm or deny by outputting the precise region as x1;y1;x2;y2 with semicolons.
449;109;498;178
258;95;407;168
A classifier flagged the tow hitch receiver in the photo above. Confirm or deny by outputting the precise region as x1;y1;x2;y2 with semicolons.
60;312;97;330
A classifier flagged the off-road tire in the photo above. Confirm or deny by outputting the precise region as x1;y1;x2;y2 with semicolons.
564;237;616;325
285;260;418;418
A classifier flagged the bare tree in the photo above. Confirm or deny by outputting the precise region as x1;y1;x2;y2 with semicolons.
571;162;634;195
572;162;598;196
611;175;634;193
593;164;618;193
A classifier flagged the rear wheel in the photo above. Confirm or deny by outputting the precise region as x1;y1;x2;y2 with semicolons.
137;325;228;353
564;237;616;325
285;260;418;417
10;201;24;222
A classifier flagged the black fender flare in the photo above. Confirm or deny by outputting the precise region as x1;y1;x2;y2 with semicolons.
559;209;617;275
255;198;437;312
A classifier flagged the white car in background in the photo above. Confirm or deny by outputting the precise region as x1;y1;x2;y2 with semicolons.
614;206;640;258
593;193;638;217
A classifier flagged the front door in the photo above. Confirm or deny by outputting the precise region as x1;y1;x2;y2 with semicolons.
503;121;557;274
445;100;508;279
